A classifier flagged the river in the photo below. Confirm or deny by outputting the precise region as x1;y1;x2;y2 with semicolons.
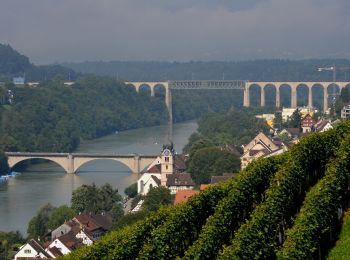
0;121;197;235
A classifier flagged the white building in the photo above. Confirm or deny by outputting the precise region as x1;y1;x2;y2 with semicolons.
341;105;350;119
14;239;52;259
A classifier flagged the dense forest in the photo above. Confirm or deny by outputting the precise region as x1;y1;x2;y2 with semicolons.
63;59;350;82
0;76;167;153
63;121;350;259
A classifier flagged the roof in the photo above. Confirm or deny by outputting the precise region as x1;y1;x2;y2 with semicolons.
174;190;199;204
314;119;331;132
147;164;161;174
151;175;161;186
200;184;210;190
47;246;64;257
166;173;195;187
211;173;234;184
57;231;83;251
74;213;113;232
174;154;187;172
283;128;300;136
27;239;52;258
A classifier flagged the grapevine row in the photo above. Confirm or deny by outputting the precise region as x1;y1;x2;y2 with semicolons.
218;122;350;259
182;155;285;259
277;136;350;259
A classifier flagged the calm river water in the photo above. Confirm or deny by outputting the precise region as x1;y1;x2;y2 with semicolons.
0;121;197;235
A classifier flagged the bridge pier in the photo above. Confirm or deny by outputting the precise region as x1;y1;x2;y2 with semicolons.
67;154;75;174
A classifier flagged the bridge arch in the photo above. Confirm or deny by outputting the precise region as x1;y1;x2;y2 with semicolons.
263;84;277;107
296;83;309;107
73;157;141;174
279;84;292;107
154;84;166;97
311;84;324;110
8;156;69;173
139;84;152;96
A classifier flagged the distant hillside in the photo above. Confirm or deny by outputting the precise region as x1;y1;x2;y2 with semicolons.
0;43;78;82
62;59;350;82
0;44;33;76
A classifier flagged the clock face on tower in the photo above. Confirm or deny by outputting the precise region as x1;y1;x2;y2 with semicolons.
163;149;170;156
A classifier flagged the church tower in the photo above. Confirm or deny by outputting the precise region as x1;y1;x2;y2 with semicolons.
160;143;175;186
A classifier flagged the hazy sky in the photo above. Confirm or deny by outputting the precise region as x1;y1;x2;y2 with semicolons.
1;0;350;64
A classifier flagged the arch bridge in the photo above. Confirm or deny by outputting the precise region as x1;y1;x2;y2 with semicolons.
125;80;350;114
5;152;157;174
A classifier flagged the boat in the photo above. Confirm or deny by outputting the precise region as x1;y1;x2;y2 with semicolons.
0;175;8;184
8;171;21;177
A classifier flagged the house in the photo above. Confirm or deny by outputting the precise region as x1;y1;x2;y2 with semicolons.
48;230;83;256
13;76;25;85
14;239;52;259
241;132;288;169
174;190;199;204
73;213;113;240
51;220;77;241
341;105;350;119
166;172;195;194
279;128;300;140
313;119;333;132
137;164;161;195
301;113;314;133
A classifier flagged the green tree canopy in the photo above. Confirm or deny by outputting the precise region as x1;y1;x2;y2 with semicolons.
47;205;75;231
142;186;172;212
188;147;240;184
124;183;137;198
27;203;55;239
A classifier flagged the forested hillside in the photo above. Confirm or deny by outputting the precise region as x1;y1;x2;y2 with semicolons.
63;59;350;82
63;121;350;259
0;43;78;82
0;76;167;153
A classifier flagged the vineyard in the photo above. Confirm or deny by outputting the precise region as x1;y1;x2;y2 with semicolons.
64;121;350;259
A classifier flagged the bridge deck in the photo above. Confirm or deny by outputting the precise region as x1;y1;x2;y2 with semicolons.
5;152;157;158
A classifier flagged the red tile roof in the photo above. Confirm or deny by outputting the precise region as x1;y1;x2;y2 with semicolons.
174;190;199;204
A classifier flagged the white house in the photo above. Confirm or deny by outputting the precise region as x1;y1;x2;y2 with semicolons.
314;119;333;132
137;171;161;195
241;132;288;169
14;239;52;259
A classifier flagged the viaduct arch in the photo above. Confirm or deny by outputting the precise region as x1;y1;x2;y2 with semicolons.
126;81;350;116
244;81;350;111
6;152;157;174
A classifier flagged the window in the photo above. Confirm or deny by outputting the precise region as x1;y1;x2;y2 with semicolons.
165;157;169;162
24;249;31;254
166;165;168;170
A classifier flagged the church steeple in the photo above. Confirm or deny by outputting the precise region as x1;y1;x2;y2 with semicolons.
160;143;175;186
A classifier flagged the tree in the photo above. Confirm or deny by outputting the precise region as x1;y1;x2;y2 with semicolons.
98;183;122;212
0;150;9;174
142;186;172;212
71;183;122;216
124;183;137;198
47;205;75;230
27;203;55;238
287;109;301;128
0;231;25;260
71;183;99;214
188;147;240;184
